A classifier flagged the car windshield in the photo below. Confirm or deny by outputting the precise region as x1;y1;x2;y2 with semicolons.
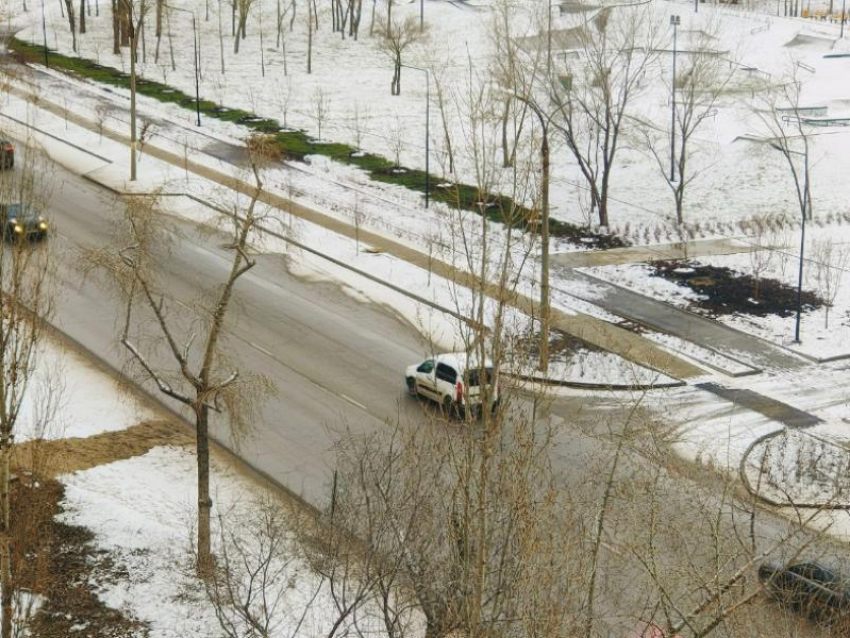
7;204;39;222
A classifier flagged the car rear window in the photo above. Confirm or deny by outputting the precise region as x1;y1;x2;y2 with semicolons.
436;363;457;384
467;368;493;387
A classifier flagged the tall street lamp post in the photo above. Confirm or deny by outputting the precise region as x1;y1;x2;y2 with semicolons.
670;15;680;183
770;143;809;343
402;64;430;208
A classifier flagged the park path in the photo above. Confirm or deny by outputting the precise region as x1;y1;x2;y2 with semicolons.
552;237;759;268
557;268;811;372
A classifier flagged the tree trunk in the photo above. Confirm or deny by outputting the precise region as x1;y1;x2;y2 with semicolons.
130;27;137;181
501;98;512;168
307;5;313;73
0;429;11;638
64;0;77;51
112;0;120;52
119;1;130;46
80;0;86;33
155;0;162;37
218;0;226;73
392;59;401;95
351;0;361;38
597;197;608;227
196;404;213;575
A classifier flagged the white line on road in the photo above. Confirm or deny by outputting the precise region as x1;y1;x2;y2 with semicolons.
244;339;372;414
248;341;275;358
340;393;368;411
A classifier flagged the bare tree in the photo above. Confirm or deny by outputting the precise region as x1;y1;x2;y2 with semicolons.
63;0;78;51
351;101;370;150
644;27;732;225
306;0;316;73
810;238;849;328
753;69;813;227
86;136;278;574
748;214;776;301
549;7;660;228
233;0;257;52
200;498;308;637
310;88;330;141
375;16;426;96
274;78;294;128
422;43;457;175
0;143;54;638
388;115;405;167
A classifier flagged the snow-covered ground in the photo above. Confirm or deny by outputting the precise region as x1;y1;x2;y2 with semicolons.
17;333;156;442
11;0;850;236
59;445;368;637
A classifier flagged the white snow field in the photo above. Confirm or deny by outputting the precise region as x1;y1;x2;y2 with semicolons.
16;333;156;442
59;445;392;637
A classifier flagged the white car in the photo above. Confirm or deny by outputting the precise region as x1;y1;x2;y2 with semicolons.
405;352;500;417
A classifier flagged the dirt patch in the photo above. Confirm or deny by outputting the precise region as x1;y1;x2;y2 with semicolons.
12;476;147;637
516;328;603;363
13;419;192;478
651;260;825;318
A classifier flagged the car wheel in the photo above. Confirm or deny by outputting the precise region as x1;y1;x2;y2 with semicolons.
406;377;416;396
441;396;455;418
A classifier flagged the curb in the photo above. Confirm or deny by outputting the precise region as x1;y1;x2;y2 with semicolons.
738;427;850;511
504;372;686;391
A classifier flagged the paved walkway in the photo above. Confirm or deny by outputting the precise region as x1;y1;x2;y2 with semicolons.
5;74;705;381
552;237;760;268
696;382;824;429
559;269;810;371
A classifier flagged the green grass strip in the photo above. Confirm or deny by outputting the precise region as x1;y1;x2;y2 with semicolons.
9;37;624;248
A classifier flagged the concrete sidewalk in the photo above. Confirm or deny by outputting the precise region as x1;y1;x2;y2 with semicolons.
552;237;760;268
5;74;704;381
559;269;810;372
696;382;824;429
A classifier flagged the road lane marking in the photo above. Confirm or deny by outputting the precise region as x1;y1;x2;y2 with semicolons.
243;338;373;415
248;341;275;358
339;393;368;411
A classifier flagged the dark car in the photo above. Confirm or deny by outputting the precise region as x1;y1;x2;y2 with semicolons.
759;561;850;625
0;139;13;170
0;203;49;242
